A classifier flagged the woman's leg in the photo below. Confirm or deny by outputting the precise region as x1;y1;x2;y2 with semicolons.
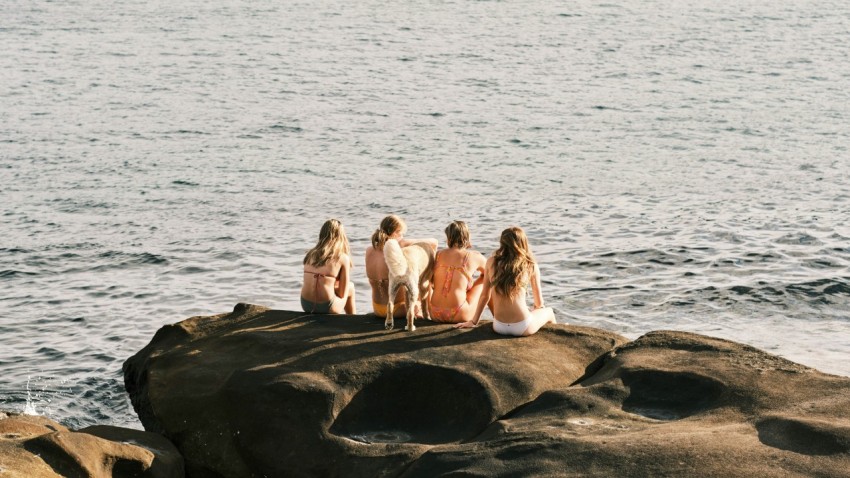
455;281;485;323
522;307;555;336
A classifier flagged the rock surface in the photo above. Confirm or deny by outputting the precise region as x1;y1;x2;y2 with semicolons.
124;304;850;477
0;412;183;478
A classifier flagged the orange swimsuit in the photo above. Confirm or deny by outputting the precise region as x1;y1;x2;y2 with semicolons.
370;278;405;316
429;251;473;323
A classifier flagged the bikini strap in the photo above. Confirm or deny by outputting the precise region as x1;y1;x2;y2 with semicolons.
440;253;453;297
307;271;335;313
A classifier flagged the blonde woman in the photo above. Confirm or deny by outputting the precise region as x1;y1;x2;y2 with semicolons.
429;221;488;323
301;219;356;314
455;226;555;336
365;215;437;317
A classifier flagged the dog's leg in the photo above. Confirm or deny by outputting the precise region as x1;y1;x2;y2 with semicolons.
385;281;396;330
405;278;418;331
420;280;431;320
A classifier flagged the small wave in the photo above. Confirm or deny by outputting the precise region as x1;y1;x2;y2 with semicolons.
171;266;213;275
579;286;636;292
269;124;303;133
774;232;823;246
803;258;845;269
787;278;850;299
51;198;117;212
36;347;67;360
685;278;850;308
172;180;199;186
0;270;39;279
215;251;242;260
0;247;32;254
97;251;168;265
45;242;102;252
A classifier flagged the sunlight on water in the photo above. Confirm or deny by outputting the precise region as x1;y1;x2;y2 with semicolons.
1;0;848;428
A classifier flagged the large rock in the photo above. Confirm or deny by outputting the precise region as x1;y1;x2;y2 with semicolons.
123;304;850;477
0;412;183;478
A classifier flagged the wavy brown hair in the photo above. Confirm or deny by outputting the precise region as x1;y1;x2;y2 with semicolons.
491;226;535;298
370;215;406;250
304;219;350;267
445;220;471;249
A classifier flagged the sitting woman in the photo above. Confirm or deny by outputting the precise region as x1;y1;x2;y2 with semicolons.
301;219;356;314
429;221;488;323
455;226;555;336
365;214;437;318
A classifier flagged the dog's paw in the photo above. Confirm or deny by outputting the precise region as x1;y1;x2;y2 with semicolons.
385;321;394;331
405;324;416;332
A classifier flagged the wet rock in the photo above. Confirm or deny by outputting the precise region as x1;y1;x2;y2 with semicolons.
0;413;183;478
123;305;850;477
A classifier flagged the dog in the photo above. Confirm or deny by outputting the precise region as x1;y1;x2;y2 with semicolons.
383;239;435;331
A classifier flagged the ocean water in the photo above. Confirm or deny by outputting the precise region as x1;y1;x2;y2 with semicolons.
1;0;848;429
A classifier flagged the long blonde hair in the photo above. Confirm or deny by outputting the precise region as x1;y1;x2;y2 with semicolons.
304;219;350;267
491;227;535;298
371;215;406;250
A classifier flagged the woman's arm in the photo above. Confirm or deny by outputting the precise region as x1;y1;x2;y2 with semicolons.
530;263;544;309
336;253;351;299
455;259;492;329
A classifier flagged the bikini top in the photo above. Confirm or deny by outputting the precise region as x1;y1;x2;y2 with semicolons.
304;270;338;301
305;271;337;281
435;250;473;297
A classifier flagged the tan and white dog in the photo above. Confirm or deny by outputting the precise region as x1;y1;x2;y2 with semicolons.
383;239;435;331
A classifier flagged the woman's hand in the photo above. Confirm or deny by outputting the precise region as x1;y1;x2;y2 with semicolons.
454;320;476;329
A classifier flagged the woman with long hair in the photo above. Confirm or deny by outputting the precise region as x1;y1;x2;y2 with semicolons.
429;220;488;323
365;215;437;318
301;219;356;314
454;226;555;336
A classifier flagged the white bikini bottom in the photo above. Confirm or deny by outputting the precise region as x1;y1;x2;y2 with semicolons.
492;317;530;337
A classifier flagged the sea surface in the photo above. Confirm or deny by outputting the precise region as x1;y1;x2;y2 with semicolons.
1;0;849;429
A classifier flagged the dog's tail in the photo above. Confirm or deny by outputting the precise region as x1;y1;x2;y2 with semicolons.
383;239;408;278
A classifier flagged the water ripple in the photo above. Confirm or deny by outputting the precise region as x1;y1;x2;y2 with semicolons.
2;0;849;430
